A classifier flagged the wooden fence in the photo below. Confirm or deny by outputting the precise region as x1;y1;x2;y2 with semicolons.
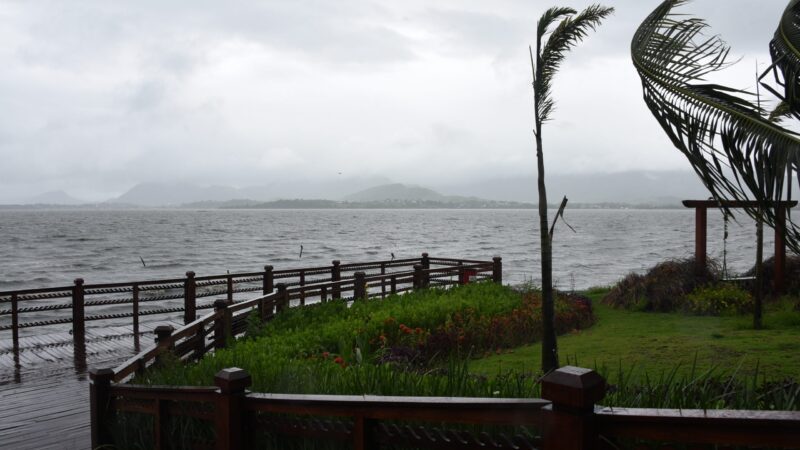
0;254;499;354
90;365;800;450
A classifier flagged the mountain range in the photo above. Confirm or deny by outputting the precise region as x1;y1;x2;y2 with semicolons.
6;170;712;208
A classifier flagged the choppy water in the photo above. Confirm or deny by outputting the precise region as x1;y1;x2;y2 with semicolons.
0;208;783;292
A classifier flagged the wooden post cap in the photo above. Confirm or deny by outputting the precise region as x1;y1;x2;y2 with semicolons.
154;325;174;343
542;366;605;412
215;368;252;394
332;260;340;265
214;299;228;309
264;265;273;271
186;271;195;278
89;367;115;381
74;278;84;286
493;256;502;262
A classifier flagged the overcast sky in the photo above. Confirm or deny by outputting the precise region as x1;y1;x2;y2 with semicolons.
0;0;790;202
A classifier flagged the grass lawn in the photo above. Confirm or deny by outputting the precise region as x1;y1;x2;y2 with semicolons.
469;289;800;382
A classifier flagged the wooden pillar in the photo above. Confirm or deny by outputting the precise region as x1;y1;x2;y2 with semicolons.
353;416;379;450
354;272;367;300
72;278;85;340
390;275;397;295
154;325;174;366
493;256;503;285
214;368;252;450
263;265;274;295
331;260;341;299
413;264;423;290
458;261;467;285
276;283;288;313
380;262;386;299
542;366;606;450
695;206;707;276
89;367;116;449
184;271;196;324
299;270;306;305
132;284;140;352
421;253;430;287
774;205;787;294
11;293;19;356
226;275;234;304
214;300;231;349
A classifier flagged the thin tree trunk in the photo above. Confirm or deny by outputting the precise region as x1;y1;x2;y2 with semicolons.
537;133;558;373
754;214;764;330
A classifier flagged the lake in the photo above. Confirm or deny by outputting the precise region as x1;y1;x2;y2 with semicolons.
0;208;778;292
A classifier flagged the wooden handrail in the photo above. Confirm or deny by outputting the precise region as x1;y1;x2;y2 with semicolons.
596;407;800;447
91;366;800;450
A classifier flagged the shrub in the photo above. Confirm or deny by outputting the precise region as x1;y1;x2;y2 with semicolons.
603;258;720;312
684;284;753;315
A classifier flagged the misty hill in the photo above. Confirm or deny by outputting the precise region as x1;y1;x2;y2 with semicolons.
112;177;391;207
436;170;710;206
343;184;448;202
26;190;85;205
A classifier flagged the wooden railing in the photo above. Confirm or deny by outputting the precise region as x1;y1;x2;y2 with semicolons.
0;254;500;354
89;256;499;384
90;365;800;450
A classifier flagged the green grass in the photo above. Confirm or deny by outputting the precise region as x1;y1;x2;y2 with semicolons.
469;289;800;382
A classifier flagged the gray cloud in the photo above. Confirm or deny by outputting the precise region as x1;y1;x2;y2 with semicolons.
0;0;792;202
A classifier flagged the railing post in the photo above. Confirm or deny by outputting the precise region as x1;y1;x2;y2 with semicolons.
276;283;288;313
331;260;341;299
493;256;503;285
11;293;19;355
541;366;605;450
214;299;231;349
353;416;379;450
263;265;274;295
458;261;467;285
380;262;386;298
390;275;397;295
354;272;367;300
89;367;116;449
421;253;430;287
154;325;174;366
184;271;196;324
132;284;140;351
214;368;252;450
413;264;423;290
227;274;234;304
72;278;85;340
299;270;306;305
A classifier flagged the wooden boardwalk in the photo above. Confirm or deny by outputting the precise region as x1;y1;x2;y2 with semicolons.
0;320;183;449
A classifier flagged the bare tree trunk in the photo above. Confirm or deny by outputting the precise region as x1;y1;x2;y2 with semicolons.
537;132;558;373
754;214;764;330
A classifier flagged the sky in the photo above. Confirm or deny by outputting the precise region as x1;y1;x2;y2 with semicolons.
0;0;791;202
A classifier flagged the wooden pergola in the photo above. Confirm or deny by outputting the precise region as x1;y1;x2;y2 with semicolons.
682;200;797;293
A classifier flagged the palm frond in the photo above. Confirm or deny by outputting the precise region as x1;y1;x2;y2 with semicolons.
534;4;614;123
766;0;800;118
631;0;800;251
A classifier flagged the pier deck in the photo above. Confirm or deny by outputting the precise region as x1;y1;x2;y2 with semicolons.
0;321;182;449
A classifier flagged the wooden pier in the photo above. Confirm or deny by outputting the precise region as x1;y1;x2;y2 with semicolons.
0;255;496;449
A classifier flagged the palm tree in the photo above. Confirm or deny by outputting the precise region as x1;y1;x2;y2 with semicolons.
531;4;613;373
631;0;800;328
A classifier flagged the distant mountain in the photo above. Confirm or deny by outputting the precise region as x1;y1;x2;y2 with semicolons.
343;184;446;202
435;170;710;206
26;190;85;205
112;177;392;207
